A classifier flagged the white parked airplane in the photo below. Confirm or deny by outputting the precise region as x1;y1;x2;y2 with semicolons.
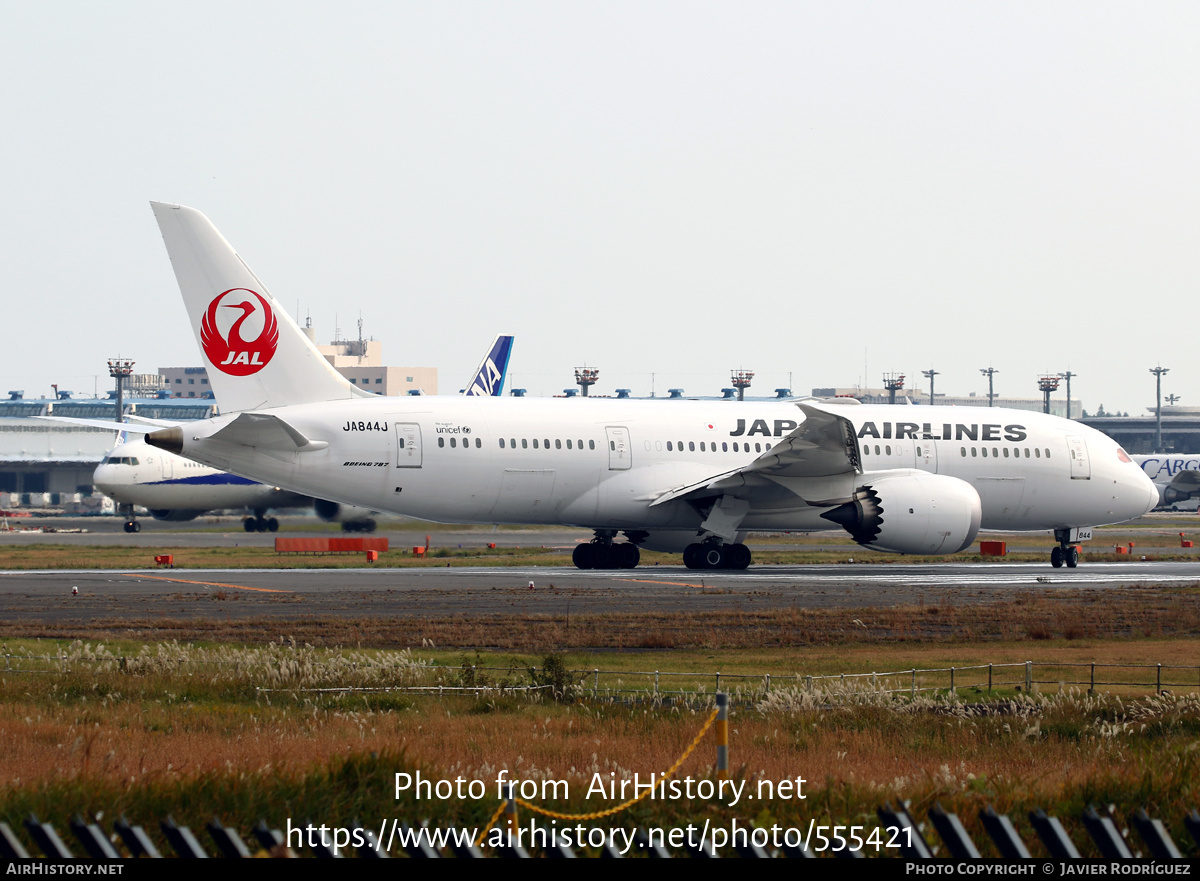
1132;455;1200;510
92;333;516;533
136;202;1156;570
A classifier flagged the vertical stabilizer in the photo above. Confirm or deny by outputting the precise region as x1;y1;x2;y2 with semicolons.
463;334;514;396
150;202;369;412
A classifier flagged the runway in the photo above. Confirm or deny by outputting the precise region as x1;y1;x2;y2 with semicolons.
1;560;1196;623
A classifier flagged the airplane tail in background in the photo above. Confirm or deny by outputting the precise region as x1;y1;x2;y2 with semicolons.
463;334;514;396
150;202;368;413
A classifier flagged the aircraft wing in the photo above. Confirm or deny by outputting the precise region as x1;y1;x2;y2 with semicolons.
649;404;861;507
35;416;157;433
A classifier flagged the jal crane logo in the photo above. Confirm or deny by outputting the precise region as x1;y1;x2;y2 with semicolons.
200;288;280;375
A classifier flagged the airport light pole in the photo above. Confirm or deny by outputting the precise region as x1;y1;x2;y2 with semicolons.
979;367;998;407
921;369;939;406
1057;371;1077;420
1151;366;1169;452
883;373;905;405
1037;375;1060;415
107;357;134;422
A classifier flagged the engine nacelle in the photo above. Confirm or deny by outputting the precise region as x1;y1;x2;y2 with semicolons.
819;470;981;555
313;499;378;532
148;509;204;522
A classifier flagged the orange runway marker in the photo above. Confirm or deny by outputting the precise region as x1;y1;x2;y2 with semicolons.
123;573;288;594
618;578;714;589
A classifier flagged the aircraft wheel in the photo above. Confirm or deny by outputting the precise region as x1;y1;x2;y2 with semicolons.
683;543;702;569
255;517;268;533
572;543;594;570
1066;546;1079;568
590;543;612;570
365;519;377;533
701;545;726;569
132;521;141;533
1051;546;1064;568
243;517;257;533
727;543;752;570
267;517;279;533
123;521;133;534
616;543;640;569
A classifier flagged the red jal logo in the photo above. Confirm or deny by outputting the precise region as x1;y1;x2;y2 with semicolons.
200;289;279;375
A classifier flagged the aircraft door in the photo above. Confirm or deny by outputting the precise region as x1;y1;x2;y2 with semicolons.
1067;435;1090;479
916;440;938;473
395;423;423;468
606;426;631;470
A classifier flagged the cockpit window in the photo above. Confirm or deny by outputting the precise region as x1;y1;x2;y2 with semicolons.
1116;447;1132;463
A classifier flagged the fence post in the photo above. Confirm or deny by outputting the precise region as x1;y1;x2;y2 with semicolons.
805;675;813;692
593;669;598;697
654;670;659;698
988;663;993;695
950;666;956;698
1090;664;1095;694
716;672;720;693
715;693;729;780
764;673;770;694
911;669;916;698
1025;661;1032;694
1157;663;1162;695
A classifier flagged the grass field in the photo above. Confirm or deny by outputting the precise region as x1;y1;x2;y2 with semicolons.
2;634;1199;857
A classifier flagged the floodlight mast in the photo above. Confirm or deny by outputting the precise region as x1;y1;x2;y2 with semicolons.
107;357;135;422
1151;366;1169;452
979;367;998;407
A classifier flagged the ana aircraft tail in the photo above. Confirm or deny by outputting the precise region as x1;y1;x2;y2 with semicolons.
463;334;514;396
151;202;368;413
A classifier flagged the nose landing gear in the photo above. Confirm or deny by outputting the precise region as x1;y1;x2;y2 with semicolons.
1050;528;1084;568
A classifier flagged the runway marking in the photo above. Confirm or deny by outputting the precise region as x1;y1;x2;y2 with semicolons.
122;573;287;594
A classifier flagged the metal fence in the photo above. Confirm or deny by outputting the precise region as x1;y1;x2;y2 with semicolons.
5;647;1198;702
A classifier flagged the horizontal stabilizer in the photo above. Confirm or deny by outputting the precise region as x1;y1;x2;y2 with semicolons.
209;413;329;453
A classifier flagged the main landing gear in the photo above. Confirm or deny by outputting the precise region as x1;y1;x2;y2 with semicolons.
243;513;279;533
572;531;641;569
1050;528;1080;569
122;519;141;533
683;540;751;570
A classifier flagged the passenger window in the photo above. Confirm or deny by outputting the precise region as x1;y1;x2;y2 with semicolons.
521;439;528;449
981;447;987;457
610;441;615;451
722;442;728;452
885;445;892;455
916;446;922;456
399;439;405;449
993;448;998;457
556;439;562;449
588;440;595;450
578;439;584;449
438;437;445;448
1003;447;1009;457
476;438;481;448
765;443;771;451
755;443;762;452
544;439;550;448
960;447;966;457
1045;449;1050;458
688;441;695;451
499;438;506;448
1035;448;1040;458
568;439;574;449
667;441;673;451
700;442;706;451
1024;448;1030;457
533;439;539;449
874;445;880;455
971;447;977;457
863;445;870;455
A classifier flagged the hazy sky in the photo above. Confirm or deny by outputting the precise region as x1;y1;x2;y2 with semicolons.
2;3;1196;414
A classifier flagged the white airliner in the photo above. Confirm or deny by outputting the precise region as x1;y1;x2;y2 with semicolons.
132;202;1157;570
93;333;515;533
1132;455;1200;510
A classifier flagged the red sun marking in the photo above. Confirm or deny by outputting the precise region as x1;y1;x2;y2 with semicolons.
200;288;279;376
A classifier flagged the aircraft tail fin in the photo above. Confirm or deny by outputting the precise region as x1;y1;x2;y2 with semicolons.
150;202;369;413
462;334;514;397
